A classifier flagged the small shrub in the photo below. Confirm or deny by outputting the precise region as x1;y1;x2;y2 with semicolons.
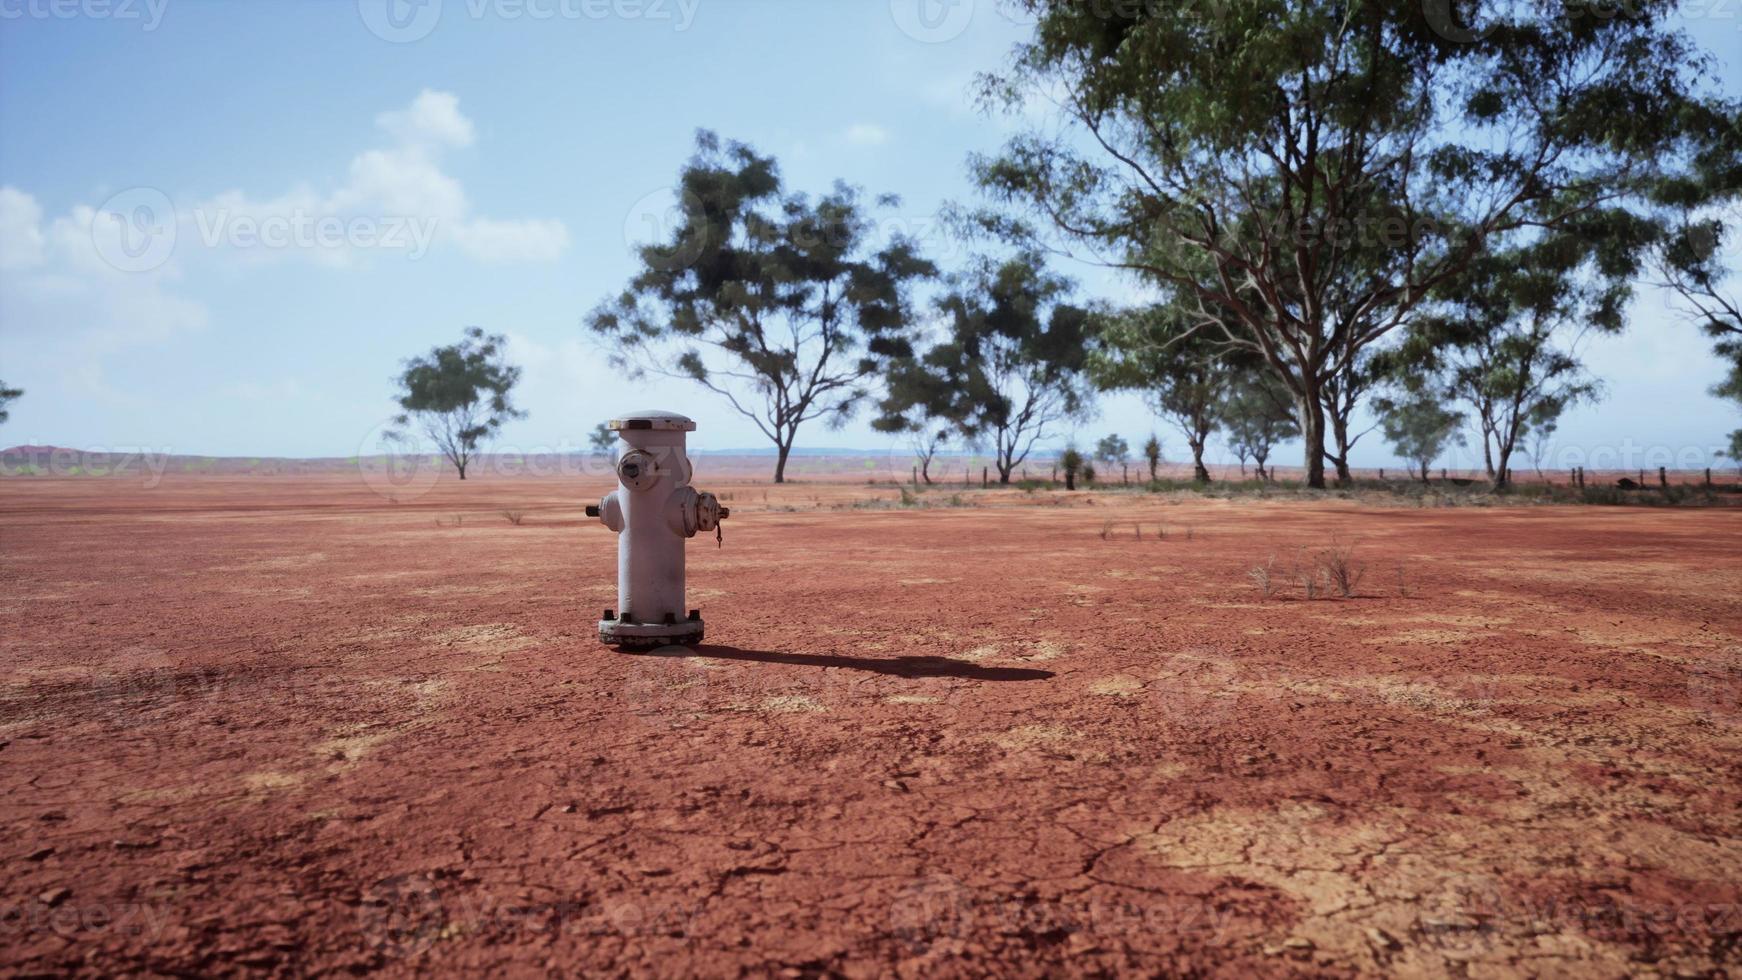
1099;519;1114;540
1248;554;1279;598
1316;539;1366;598
502;510;525;526
1394;560;1412;598
898;486;918;507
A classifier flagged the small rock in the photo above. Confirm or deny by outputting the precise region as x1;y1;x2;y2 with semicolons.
560;804;575;814
1284;937;1314;950
40;887;71;907
1365;927;1400;950
26;847;54;861
882;779;908;791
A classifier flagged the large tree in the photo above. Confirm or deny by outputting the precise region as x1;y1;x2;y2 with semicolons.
965;0;1732;488
392;327;525;480
875;256;1095;484
588;132;935;483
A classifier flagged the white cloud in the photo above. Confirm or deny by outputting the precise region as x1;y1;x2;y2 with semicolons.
451;217;571;264
374;90;475;150
0;188;209;359
0;187;46;270
189;89;566;265
843;123;891;147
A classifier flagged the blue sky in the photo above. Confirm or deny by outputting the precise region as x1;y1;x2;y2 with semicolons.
1;0;1737;475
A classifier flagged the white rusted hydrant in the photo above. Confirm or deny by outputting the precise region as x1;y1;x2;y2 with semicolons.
585;410;728;649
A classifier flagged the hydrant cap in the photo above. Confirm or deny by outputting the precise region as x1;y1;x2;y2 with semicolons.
608;410;697;432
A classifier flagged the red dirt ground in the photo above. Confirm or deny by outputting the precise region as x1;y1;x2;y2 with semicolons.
2;473;1738;977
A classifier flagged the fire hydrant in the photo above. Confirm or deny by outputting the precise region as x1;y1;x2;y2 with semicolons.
584;410;728;649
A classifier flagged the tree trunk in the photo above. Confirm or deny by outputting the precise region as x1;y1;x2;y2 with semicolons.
1297;388;1328;489
920;456;934;485
1189;441;1211;483
1064;471;1076;491
773;441;793;484
1327;411;1354;486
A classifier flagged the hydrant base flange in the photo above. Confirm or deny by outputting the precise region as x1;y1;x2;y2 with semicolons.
598;616;704;650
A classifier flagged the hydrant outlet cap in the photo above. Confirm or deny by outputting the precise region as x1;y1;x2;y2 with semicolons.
608;410;697;432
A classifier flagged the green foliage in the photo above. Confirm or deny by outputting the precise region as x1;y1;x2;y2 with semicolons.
1403;239;1608;489
1090;307;1237;482
392;327;525;480
1376;391;1465;483
1094;434;1128;466
1141;434;1162;480
873;255;1092;484
1059;446;1083;489
588;422;614;457
966;0;1733;488
0;381;20;426
1223;373;1300;480
589;131;936;482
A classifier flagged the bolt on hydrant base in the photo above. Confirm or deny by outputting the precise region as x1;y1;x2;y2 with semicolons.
585;410;728;650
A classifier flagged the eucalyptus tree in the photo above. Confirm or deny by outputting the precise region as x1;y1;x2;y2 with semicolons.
1406;238;1618;490
876;256;1095;485
391;327;524;480
1223;372;1299;482
965;0;1734;488
1376;391;1464;484
588;131;935;483
872;355;956;484
1091;305;1235;484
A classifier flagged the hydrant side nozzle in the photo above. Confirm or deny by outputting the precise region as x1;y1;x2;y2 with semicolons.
585;505;600;518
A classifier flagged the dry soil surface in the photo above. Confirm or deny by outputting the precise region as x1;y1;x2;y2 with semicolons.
2;474;1739;977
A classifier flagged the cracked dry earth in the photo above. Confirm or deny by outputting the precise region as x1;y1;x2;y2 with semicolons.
2;474;1739;977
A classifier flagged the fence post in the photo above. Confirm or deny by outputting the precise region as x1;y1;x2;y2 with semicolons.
981;466;988;488
1706;467;1713;489
1658;466;1668;489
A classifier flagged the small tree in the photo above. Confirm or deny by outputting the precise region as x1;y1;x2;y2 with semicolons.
1080;461;1097;486
1413;241;1612;491
873;355;958;485
1060;446;1083;490
392;327;525;480
1376;391;1465;484
1223;373;1300;483
877;256;1095;484
1141;434;1162;482
588;423;615;457
1091;307;1232;484
0;381;20;426
1094;434;1129;473
587;131;935;483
